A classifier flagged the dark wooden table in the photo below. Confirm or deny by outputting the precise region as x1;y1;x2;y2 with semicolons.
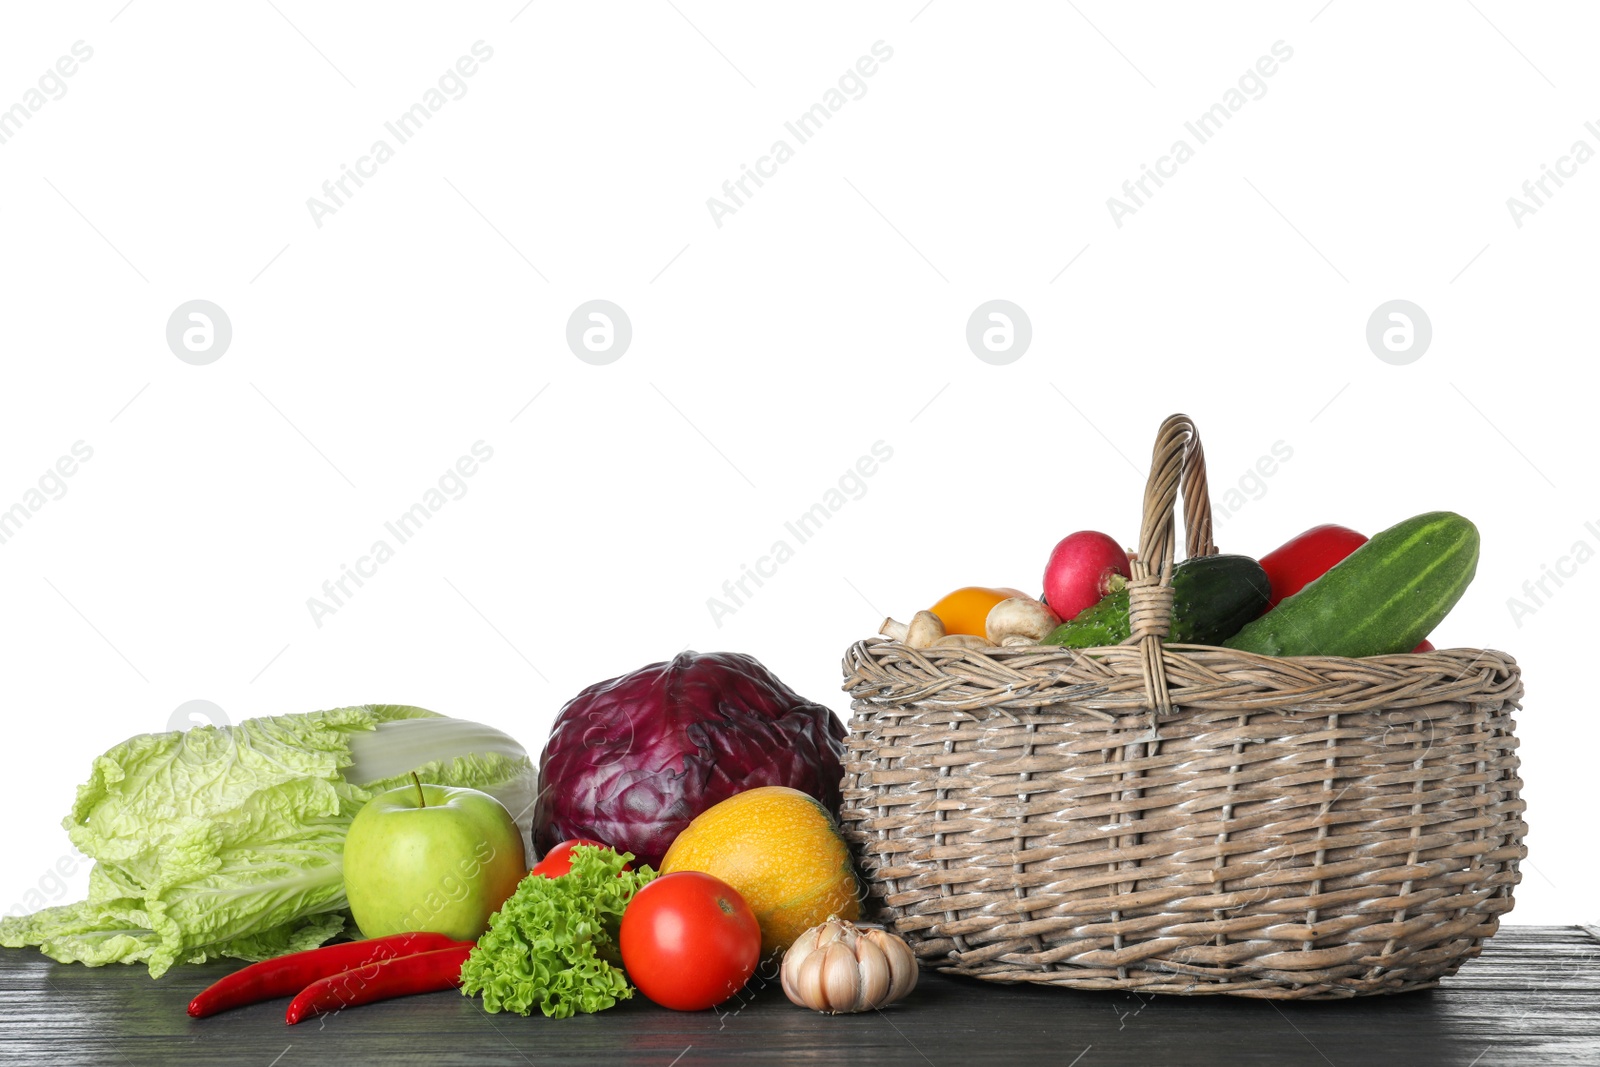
3;926;1596;1066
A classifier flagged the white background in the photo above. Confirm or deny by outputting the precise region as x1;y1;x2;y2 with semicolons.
1;2;1592;926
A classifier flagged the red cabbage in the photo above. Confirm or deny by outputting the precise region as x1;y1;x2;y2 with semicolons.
532;651;846;868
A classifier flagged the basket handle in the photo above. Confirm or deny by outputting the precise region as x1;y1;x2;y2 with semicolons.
1125;414;1216;717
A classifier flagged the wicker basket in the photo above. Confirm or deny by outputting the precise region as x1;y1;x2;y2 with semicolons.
838;414;1525;999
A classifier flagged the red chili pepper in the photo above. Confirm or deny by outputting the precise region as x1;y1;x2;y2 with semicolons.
1260;523;1434;651
187;932;472;1018
285;944;474;1025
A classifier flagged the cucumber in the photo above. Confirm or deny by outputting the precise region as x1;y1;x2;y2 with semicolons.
1041;554;1270;649
1223;510;1478;658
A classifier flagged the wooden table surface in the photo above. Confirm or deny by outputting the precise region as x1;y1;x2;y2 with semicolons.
2;925;1597;1066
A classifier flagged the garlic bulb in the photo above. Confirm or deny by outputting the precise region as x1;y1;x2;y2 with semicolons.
780;919;919;1014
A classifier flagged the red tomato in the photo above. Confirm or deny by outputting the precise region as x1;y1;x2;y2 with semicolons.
529;839;630;879
620;872;760;1011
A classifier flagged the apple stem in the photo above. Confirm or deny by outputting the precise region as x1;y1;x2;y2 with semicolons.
411;772;426;809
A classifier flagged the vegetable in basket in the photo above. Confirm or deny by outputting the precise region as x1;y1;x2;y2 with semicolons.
926;586;1028;637
0;705;536;978
881;595;1061;649
1041;530;1132;619
1258;521;1438;652
986;597;1061;645
1042;554;1270;648
1225;511;1477;658
1259;523;1369;607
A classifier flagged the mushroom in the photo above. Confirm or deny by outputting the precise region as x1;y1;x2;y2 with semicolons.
984;597;1060;646
933;633;992;650
879;610;945;649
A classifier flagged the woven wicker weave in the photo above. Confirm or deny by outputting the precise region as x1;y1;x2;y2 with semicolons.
838;414;1525;998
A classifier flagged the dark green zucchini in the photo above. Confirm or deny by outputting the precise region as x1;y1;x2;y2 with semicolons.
1041;553;1270;649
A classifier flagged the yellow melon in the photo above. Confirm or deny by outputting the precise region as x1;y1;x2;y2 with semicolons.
661;786;861;955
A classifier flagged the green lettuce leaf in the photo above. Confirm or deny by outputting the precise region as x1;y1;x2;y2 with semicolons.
459;846;656;1018
0;705;535;978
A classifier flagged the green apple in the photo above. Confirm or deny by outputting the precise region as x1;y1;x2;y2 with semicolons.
343;779;527;941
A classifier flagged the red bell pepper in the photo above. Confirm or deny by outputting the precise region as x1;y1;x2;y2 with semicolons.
1260;524;1369;608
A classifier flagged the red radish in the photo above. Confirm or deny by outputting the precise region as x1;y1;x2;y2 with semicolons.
1042;531;1132;620
1259;524;1369;608
1413;639;1435;653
